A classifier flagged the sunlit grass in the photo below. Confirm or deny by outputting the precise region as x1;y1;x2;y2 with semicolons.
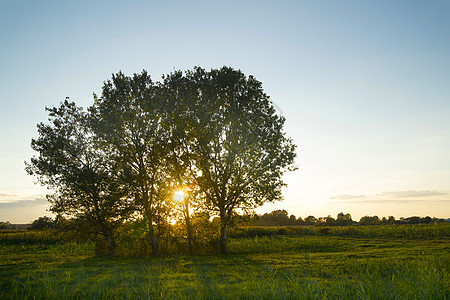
1;225;449;299
229;223;450;239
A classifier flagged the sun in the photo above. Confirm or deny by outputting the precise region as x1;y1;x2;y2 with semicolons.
173;190;184;202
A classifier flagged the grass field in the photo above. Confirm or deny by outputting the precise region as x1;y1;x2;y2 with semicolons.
1;224;449;299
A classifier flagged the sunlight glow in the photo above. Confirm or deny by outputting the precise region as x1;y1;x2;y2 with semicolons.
173;190;184;202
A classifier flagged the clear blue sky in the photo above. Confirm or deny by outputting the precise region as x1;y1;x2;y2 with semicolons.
1;0;449;223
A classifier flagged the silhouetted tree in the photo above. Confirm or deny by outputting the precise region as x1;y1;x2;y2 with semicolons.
289;215;297;225
162;67;297;253
305;215;317;225
270;210;291;226
325;215;336;226
405;216;421;224
359;215;381;225
388;216;396;224
90;72;172;255
421;216;432;224
29;216;54;230
296;217;305;226
27;67;298;256
252;210;290;226
336;212;353;226
0;221;11;229
26;100;132;255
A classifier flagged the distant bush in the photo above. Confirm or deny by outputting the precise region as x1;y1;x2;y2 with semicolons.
0;221;11;229
92;213;222;257
29;216;54;230
359;215;382;226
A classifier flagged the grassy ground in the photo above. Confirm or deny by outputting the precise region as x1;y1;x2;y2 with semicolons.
1;225;449;299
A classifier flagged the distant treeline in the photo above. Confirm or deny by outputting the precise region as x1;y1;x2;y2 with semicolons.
1;211;447;231
248;210;448;227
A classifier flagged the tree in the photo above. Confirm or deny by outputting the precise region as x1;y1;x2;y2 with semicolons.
359;215;381;225
405;216;421;224
388;216;396;224
305;215;317;225
325;215;336;226
253;210;290;226
267;210;290;226
336;212;353;226
421;216;432;224
0;221;11;229
26;100;131;255
289;215;297;225
29;216;54;230
90;71;173;255
163;67;297;253
296;217;305;226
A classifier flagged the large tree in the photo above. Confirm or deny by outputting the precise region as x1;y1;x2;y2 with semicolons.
26;100;131;255
89;71;172;255
28;67;297;255
163;67;297;253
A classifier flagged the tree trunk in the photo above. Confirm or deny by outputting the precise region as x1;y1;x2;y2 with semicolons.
143;186;159;255
185;200;193;255
220;209;227;254
147;213;159;255
106;236;114;256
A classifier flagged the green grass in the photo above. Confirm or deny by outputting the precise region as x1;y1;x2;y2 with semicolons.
1;225;449;299
229;223;450;239
0;230;62;245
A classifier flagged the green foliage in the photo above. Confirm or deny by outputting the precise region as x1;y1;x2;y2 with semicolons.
96;214;221;257
249;210;442;227
26;100;133;256
0;221;11;229
336;212;353;226
90;71;173;255
161;67;298;253
252;209;303;226
304;215;317;225
359;215;382;225
28;67;297;256
29;216;54;230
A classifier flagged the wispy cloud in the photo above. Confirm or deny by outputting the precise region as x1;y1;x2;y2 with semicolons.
330;194;366;200
330;190;448;204
0;198;48;208
379;190;446;198
336;199;450;204
0;194;16;198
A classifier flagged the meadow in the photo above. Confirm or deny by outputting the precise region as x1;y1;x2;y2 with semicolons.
1;224;449;299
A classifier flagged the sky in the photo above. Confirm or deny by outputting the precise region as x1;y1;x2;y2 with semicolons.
1;0;449;223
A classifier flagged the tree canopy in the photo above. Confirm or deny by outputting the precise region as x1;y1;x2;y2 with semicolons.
27;66;297;255
161;67;297;252
26;100;132;255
